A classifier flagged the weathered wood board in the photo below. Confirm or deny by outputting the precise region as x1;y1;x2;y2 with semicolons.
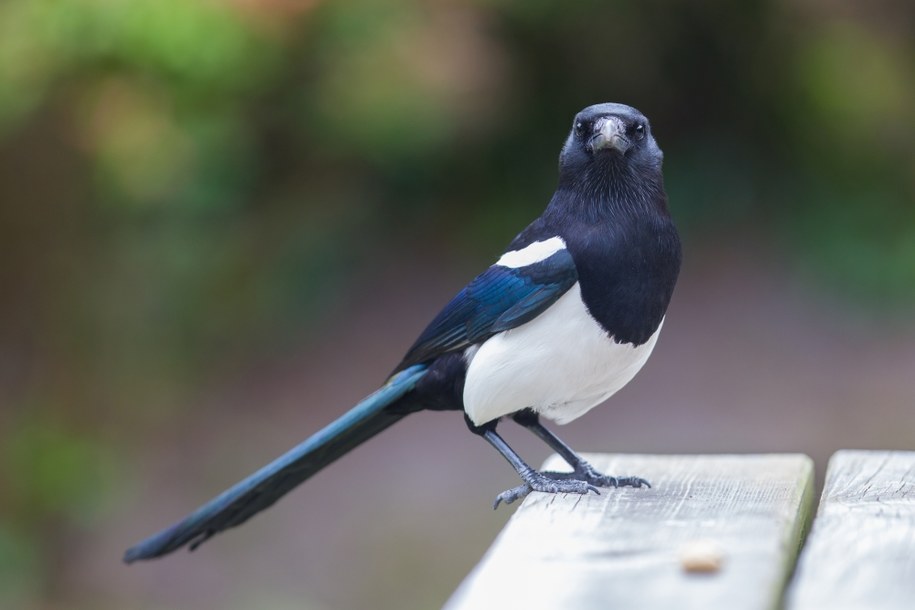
785;450;915;610
445;454;813;610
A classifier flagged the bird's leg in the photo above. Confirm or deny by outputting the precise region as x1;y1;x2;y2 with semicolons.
465;415;599;508
511;410;651;489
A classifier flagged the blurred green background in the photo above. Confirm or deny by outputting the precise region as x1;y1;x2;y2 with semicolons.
1;1;913;609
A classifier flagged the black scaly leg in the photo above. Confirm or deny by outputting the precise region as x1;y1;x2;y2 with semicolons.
465;415;599;508
512;409;651;489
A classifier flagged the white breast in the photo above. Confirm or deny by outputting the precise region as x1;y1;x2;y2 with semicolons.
463;282;662;426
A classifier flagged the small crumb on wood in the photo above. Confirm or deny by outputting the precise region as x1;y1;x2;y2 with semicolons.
679;539;726;573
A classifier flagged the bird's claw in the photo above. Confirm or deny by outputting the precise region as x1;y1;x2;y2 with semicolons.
493;484;530;509
538;468;651;489
492;476;600;509
569;461;653;489
492;466;651;508
610;475;651;489
575;472;651;489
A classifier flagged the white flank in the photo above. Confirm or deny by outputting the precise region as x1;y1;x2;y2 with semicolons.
463;282;663;426
496;237;566;269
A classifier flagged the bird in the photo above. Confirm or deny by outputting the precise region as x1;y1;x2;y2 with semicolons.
124;102;681;563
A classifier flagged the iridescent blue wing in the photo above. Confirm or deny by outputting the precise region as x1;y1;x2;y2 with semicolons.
397;248;578;369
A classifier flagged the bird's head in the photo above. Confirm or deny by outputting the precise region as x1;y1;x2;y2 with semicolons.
559;103;663;179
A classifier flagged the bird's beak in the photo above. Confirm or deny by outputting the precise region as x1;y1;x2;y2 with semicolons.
590;116;629;154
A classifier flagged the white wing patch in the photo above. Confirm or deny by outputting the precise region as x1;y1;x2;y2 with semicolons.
496;236;566;269
463;282;662;426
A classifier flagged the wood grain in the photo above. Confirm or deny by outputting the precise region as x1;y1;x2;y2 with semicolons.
445;453;813;610
785;450;915;610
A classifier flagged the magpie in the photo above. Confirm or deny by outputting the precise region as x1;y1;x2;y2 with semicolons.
124;102;681;563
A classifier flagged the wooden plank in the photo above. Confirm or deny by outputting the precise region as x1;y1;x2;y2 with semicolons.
445;454;813;610
785;450;915;610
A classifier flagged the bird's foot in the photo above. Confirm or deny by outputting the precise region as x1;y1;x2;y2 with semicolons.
492;466;650;509
547;462;651;490
493;472;599;509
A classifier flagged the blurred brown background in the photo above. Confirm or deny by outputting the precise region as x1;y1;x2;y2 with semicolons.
1;1;913;609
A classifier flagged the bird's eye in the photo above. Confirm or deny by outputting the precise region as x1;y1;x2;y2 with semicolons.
575;121;587;136
633;123;645;140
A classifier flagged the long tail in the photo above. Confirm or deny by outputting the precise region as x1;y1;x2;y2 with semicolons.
124;364;429;563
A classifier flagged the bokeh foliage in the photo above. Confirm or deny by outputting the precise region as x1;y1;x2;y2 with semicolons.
0;0;912;606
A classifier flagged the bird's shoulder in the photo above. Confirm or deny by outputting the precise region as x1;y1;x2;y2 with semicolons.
394;222;578;371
